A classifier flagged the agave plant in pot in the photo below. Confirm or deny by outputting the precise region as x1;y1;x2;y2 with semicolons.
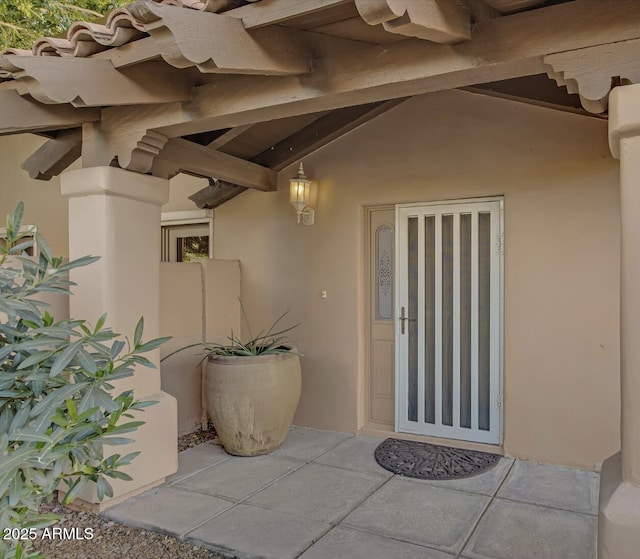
201;310;301;457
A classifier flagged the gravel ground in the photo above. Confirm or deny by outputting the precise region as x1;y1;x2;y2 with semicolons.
30;425;227;559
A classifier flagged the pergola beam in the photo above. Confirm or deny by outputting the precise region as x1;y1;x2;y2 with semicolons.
128;2;311;76
227;0;353;29
152;138;278;191
22;129;82;180
0;57;191;107
354;0;471;44
97;0;640;168
0;89;100;135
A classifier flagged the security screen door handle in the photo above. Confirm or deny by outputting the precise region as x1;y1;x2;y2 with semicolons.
399;306;416;334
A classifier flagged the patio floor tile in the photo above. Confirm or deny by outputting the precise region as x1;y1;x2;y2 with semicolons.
104;485;233;537
462;498;597;559
271;426;353;461
312;435;394;477
247;462;387;523
185;503;331;559
298;527;456;559
342;477;489;554
166;443;230;484
497;460;599;514
401;457;515;496
175;454;301;500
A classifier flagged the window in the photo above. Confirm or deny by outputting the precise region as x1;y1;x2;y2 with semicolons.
161;210;213;263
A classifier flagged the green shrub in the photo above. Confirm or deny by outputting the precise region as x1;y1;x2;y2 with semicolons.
0;202;169;559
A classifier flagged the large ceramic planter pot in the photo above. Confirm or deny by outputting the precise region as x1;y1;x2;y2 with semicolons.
204;346;301;456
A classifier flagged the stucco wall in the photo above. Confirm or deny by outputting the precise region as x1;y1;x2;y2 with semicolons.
160;259;241;435
213;90;621;469
0;134;73;256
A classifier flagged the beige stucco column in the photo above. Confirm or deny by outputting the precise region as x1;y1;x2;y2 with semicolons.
599;84;640;559
61;166;178;508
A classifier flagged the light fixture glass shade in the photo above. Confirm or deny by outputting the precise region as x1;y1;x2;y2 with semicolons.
289;162;311;221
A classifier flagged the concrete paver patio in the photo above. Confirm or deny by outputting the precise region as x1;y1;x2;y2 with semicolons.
105;427;598;559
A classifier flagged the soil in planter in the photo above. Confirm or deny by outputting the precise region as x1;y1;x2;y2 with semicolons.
178;421;218;451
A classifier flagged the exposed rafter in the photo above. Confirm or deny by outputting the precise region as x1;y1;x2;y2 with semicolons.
22;129;82;180
354;0;471;44
128;1;311;75
0;57;191;107
91;0;640;172
187;98;407;208
152;138;278;190
253;98;408;170
0;90;100;135
226;0;353;29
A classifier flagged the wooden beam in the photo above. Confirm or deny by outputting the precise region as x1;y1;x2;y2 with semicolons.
254;98;407;170
188;179;247;209
93;36;161;69
206;125;254;149
190;98;407;208
0;89;100;135
21;129;82;180
461;86;603;119
94;0;640;169
152;138;278;191
354;0;471;44
128;2;310;75
0;57;191;107
226;0;353;29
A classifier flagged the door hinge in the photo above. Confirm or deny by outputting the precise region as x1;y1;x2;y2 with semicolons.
497;391;503;410
496;233;504;254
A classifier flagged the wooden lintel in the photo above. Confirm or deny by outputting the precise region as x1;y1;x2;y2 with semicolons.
0;89;100;135
153;138;278;191
0;57;192;107
254;98;408;171
22;129;82;180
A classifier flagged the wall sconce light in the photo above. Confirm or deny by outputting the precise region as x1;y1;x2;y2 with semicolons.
289;162;315;225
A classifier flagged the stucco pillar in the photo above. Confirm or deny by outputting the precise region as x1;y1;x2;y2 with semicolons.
599;84;640;559
61;166;178;508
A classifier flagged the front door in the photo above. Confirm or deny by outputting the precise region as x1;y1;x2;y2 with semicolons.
395;199;503;444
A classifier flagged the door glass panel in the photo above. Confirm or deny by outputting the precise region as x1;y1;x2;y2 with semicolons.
478;212;491;431
407;216;418;422
376;225;394;320
424;215;435;424
460;213;472;429
442;214;453;427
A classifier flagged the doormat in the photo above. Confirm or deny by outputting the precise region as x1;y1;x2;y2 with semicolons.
374;438;500;480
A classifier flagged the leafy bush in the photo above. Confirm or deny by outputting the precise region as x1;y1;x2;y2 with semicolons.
0;202;168;559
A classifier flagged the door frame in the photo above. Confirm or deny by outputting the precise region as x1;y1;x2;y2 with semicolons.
394;196;505;445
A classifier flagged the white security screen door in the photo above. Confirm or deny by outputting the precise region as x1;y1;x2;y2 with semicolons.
395;199;503;444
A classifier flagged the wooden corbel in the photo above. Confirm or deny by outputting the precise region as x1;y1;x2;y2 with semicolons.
545;39;640;114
